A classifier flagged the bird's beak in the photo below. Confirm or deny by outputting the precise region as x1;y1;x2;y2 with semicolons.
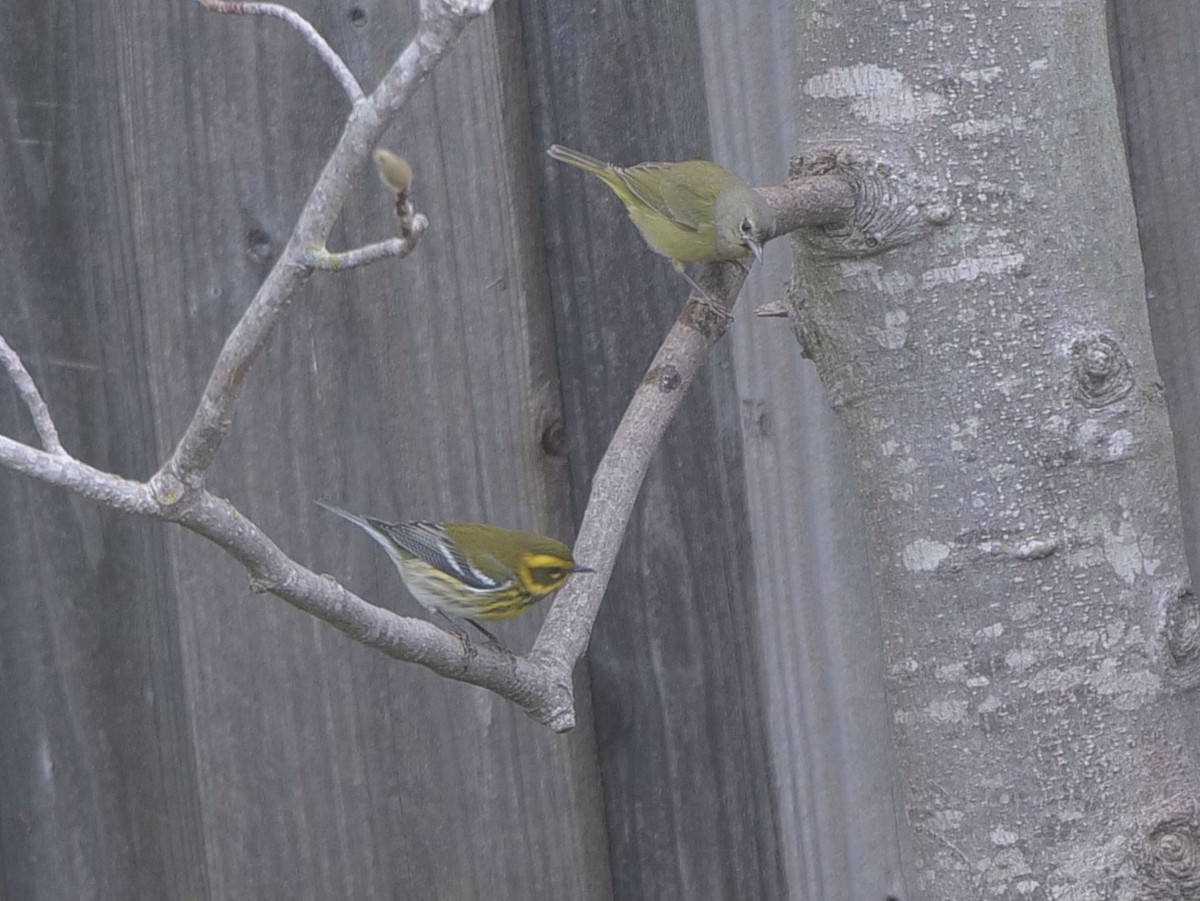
572;564;595;574
746;238;764;264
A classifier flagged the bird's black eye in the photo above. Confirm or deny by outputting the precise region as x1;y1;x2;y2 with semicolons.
741;217;754;237
530;566;566;586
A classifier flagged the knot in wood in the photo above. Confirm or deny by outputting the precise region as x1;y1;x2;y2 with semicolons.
1166;588;1200;665
245;226;273;264
646;364;682;392
792;145;944;258
1071;335;1133;408
1141;815;1200;889
540;418;567;458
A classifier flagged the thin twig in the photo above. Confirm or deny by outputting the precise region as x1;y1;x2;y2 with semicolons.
373;0;495;119
200;0;365;103
164;1;491;487
0;425;563;723
0;334;66;455
302;215;428;271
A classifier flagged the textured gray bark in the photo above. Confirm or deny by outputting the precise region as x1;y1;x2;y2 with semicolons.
789;1;1200;898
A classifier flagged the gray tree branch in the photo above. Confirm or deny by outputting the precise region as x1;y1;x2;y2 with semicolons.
0;0;856;731
164;0;490;486
0;333;65;456
201;0;365;103
302;217;428;270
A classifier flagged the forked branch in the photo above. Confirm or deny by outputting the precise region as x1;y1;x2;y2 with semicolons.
0;0;856;730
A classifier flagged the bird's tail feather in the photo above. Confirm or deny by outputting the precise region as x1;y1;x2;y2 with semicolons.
317;500;407;569
546;144;611;176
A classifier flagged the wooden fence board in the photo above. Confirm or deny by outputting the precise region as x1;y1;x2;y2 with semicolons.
2;1;613;899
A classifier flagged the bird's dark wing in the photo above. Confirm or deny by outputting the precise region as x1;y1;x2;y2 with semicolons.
377;521;504;590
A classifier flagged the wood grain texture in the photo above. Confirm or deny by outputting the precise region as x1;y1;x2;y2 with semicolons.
521;1;793;899
0;2;211;898
696;5;914;897
1;0;612;899
1111;1;1200;573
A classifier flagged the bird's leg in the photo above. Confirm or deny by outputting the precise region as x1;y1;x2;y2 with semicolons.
676;266;717;305
435;609;478;655
678;267;734;325
434;610;512;655
466;619;516;657
466;618;501;643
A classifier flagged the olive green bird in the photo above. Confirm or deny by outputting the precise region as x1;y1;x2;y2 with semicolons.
318;501;591;641
547;144;776;276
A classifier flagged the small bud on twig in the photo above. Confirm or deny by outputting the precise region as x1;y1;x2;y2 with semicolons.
373;148;416;240
373;148;413;195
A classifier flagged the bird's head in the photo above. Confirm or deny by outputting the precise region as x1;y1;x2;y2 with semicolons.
515;544;594;598
715;185;776;263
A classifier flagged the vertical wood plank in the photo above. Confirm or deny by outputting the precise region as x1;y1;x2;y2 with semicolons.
520;1;788;898
696;2;913;898
1112;1;1200;571
1;0;614;898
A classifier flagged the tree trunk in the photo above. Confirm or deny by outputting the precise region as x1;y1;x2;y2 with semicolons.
790;1;1200;897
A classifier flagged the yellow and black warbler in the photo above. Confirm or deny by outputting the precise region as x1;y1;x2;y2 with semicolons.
318;501;591;639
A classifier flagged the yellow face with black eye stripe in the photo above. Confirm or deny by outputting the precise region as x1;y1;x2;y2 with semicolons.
517;552;579;597
318;501;594;625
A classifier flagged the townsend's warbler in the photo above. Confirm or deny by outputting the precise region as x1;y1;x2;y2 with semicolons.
318;501;592;639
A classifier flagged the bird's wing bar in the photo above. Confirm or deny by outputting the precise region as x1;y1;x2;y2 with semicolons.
380;521;506;590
